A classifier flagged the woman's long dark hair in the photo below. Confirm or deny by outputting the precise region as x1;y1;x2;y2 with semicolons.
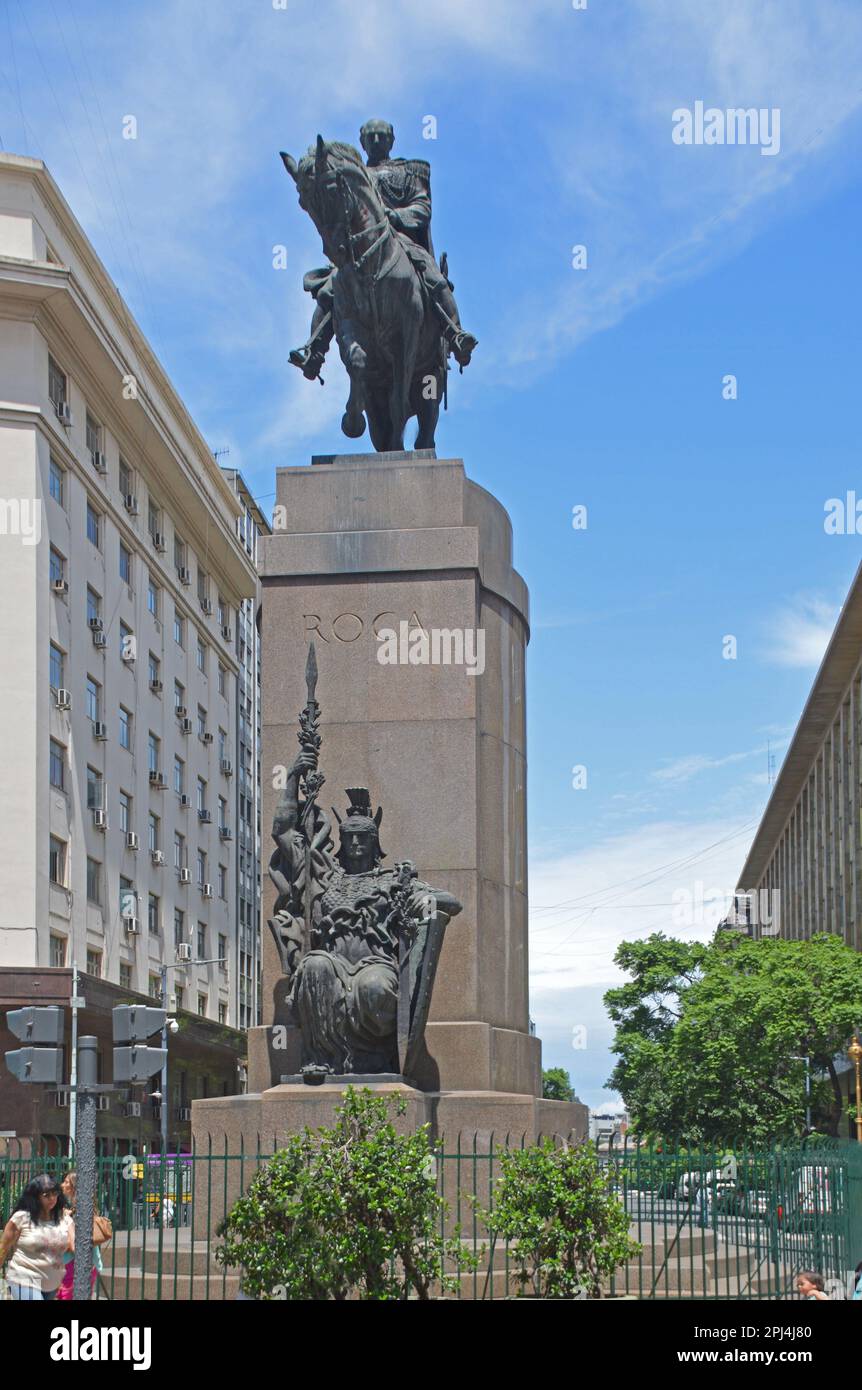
13;1173;68;1225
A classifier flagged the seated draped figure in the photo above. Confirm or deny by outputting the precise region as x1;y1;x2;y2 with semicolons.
268;747;461;1079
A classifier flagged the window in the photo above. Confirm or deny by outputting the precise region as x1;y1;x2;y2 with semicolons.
50;547;65;585
86;676;101;723
147;498;160;540
48;354;67;410
49;457;65;506
197;923;206;958
86;766;103;811
174;832;185;871
197;994;207;1017
218;1002;227;1024
196;777;207;814
196;849;206;886
119;962;132;991
174;908;185;948
218;865;227;899
86;500;101;548
49;739;65;790
174;680;185;713
120;875;135;921
147;574;160;618
175;986;185;1012
174;755;185;796
119;621;134;661
49;836;66;886
197;568;209;605
85;410;102;463
174;534;186;573
197;706;207;738
119;790;131;834
218;934;227;969
50;934;66;968
86;857;101;904
50;643;65;691
174;609;185;648
148;812;159;853
217;595;226;627
119;706;132;750
87;587;101;626
148;893;160;934
148;653;160;687
119;457;132;498
218;728;227;761
149;973;162;1000
218;796;227;831
148;731;160;775
119;541;132;585
217;663;226;697
196;634;207;673
86;949;102;978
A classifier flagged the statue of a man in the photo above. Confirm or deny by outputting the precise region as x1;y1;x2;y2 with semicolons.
289;118;477;382
268;746;462;1078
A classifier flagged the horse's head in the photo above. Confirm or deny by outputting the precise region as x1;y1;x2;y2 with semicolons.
287;136;386;269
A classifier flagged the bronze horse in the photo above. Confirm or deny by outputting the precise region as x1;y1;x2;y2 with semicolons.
281;138;447;452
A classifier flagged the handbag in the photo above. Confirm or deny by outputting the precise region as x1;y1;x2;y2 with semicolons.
93;1214;113;1247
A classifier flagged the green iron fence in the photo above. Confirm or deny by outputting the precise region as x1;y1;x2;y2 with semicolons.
2;1134;861;1300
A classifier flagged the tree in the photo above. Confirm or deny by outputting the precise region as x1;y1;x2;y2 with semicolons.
215;1088;472;1299
542;1066;576;1102
605;932;862;1143
480;1138;640;1299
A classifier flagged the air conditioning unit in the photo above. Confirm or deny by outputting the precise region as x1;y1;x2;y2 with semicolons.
126;831;139;850
92;451;107;474
125;1101;142;1119
220;759;233;776
52;577;68;594
219;826;232;841
179;867;191;884
122;649;135;665
124;917;140;936
95;1095;111;1112
221;625;233;643
200;598;213;616
149;678;163;693
93;721;108;740
55;401;72;426
178;566;191;585
198;809;211;824
180;717;193;734
55;688;71;710
88;616;104;632
179;793;190;809
148;769;160;784
151;849;164;865
201;732;213;745
157;773;168;789
93;808;108;830
92;631;107;649
176;942;192;963
124;494;139;515
152;532;166;552
175;705;188;719
202;883;213;899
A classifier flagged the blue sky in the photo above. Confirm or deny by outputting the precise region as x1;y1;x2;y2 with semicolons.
3;0;862;1108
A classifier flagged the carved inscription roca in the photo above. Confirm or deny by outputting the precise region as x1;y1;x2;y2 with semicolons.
303;612;426;644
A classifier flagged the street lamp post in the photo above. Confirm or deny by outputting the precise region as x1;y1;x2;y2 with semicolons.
848;1035;862;1143
158;954;226;1152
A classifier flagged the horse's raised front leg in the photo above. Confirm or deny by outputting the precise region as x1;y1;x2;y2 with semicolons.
336;313;367;439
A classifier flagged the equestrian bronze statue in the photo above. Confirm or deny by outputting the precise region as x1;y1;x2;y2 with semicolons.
280;118;477;452
268;644;462;1083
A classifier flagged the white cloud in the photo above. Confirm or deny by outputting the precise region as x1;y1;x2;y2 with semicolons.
763;594;839;668
653;748;759;784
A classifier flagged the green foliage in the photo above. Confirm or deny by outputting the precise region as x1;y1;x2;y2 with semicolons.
215;1087;473;1300
542;1066;575;1102
605;932;862;1143
481;1139;640;1299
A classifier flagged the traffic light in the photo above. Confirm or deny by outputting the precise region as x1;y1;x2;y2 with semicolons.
112;1005;167;1082
5;1006;64;1085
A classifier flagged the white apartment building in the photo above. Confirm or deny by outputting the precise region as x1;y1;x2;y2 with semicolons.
0;153;257;1026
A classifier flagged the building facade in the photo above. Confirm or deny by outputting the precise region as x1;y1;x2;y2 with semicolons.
0;154;257;1139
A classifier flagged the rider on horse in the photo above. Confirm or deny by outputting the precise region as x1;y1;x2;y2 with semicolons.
289;118;477;382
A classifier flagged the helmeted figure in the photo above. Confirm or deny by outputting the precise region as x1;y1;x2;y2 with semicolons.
268;649;462;1081
281;120;477;451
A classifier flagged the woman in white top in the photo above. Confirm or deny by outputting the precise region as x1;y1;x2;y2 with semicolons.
0;1174;73;1301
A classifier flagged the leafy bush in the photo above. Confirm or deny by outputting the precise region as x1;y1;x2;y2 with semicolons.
215;1087;473;1300
482;1138;640;1299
